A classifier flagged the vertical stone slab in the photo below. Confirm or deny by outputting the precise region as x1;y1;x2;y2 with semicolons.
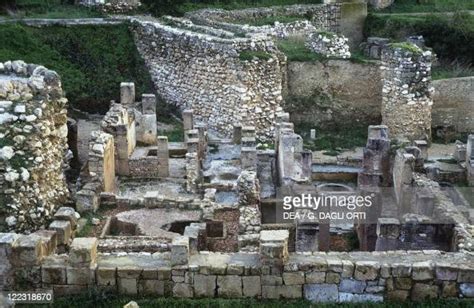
467;135;474;186
89;131;115;193
233;123;242;145
183;109;194;132
120;82;135;106
157;136;170;177
381;45;433;142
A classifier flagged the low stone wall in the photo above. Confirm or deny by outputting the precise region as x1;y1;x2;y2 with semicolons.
131;17;284;140
285;61;473;134
2;231;474;302
0;61;70;233
432;77;474;134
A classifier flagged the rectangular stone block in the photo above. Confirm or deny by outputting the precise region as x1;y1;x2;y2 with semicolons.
33;230;57;256
42;265;66;285
10;234;44;266
217;275;242;298
242;276;261;298
306;272;326;284
97;267;116;286
173;283;193;298
304;284;338;302
69;238;98;266
120;82;135;106
194;274;216;297
48;220;72;246
138;279;165;296
354;261;380;281
171;236;189;266
283;272;304;285
66;266;94;285
119;277;138;295
54;207;78;229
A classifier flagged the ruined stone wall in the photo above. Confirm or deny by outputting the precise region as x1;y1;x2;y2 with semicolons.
381;46;434;142
2;231;474;301
0;61;69;233
131;17;284;140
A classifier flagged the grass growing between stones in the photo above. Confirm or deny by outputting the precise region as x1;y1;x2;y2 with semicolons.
21;296;474;308
1;1;104;18
0;23;154;114
233;14;307;26
239;50;272;61
373;0;474;14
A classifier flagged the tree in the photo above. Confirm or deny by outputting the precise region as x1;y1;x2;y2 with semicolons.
141;0;187;16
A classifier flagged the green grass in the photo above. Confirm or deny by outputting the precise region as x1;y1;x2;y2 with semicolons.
296;123;368;152
158;117;184;142
364;12;474;65
178;0;323;13
0;23;154;114
233;15;307;26
1;1;104;19
374;0;474;14
432;60;474;80
276;37;326;62
21;296;474;308
389;42;423;54
239;50;272;61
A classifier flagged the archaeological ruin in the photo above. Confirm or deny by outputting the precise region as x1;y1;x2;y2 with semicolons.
0;0;473;306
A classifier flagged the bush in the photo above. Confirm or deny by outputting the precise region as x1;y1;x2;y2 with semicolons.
364;12;474;65
0;23;154;114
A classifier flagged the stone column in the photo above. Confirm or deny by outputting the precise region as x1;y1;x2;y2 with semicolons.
185;152;200;193
237;171;261;251
157;136;169;177
88;131;115;193
120;82;135;106
381;44;433;142
183;109;194;131
467;135;474;186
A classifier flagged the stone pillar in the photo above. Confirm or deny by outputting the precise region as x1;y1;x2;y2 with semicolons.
393;150;416;214
375;218;400;251
186;152;200;193
88;131;115;193
467;135;474;186
120;82;135;106
260;230;289;267
237;171;261;251
233;123;242;145
183;109;194;132
157;136;170;177
381;45;433;142
195;124;208;160
241;147;257;171
137;94;157;145
115;125;131;176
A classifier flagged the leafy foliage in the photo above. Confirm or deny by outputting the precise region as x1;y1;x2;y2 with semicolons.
0;23;154;113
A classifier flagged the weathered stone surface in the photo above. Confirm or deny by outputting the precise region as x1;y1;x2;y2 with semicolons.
10;234;43;266
173;283;193;298
354;261;380;281
339;292;383;303
304;284;338;302
283;272;305;285
242;276;261;298
412;261;433;281
69;238;98;266
339;279;367;294
119;278;138;295
306;272;326;284
460;283;474;298
97;267;116;286
138;279;165;295
411;283;439;301
217;275;242;298
194;274;216;297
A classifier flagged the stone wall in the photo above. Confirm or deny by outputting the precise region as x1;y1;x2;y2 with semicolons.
2;231;474;302
381;45;434;142
285;61;473;134
131;17;284;140
0;61;70;233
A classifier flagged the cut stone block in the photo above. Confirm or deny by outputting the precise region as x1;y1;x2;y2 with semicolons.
69;237;98;266
48;220;72;245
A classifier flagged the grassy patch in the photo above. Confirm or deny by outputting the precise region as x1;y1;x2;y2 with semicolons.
158;117;184;142
1;1;104;18
76;212;103;238
296;123;368;152
239;50;272;61
22;295;474;308
374;0;474;13
276;37;325;62
178;0;323;14
364;12;474;65
0;23;154;114
234;14;306;26
432;60;474;80
389;42;423;54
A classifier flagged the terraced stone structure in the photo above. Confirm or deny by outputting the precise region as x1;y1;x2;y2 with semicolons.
0;61;70;233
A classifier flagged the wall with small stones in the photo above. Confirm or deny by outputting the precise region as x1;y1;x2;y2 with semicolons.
78;0;141;13
381;45;434;142
131;17;285;140
0;61;70;233
2;231;474;302
305;32;351;59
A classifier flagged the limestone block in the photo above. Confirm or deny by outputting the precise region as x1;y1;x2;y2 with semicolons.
395;277;413;290
66;266;94;285
283;272;304;285
33;230;57;256
242;276;261;297
217;275;242;298
304;284;338;302
460;283;474;297
171;236;189;266
306;272;326;284
458;268;474;283
354;261;380;281
412;261;434;281
76;189;100;213
339;293;383;303
142;94;156;114
10;234;44;266
376;218;400;239
119;278;138;295
173;283;193;298
410;283;439;301
391;263;412;278
54;207;78;229
386;290;409;301
435;263;458;281
97;267;117;286
120;82;135;106
441;281;458;298
260;230;289;262
42;264;66;285
339;279;367;294
194;274;216;297
69;237;98;266
138;279;165;295
48;220;72;245
341;260;354;278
